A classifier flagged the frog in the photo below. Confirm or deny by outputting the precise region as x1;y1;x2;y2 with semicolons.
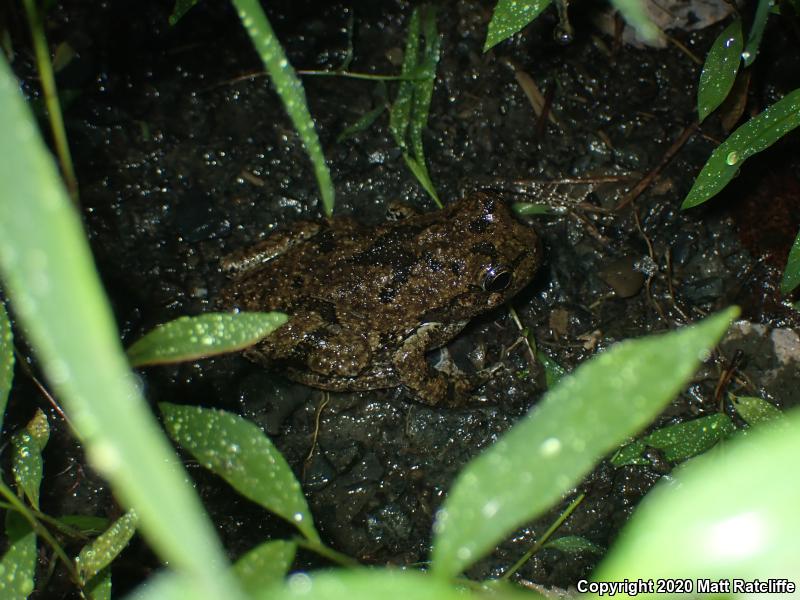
217;191;541;407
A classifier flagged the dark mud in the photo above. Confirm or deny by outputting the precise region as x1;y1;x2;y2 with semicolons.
4;0;800;595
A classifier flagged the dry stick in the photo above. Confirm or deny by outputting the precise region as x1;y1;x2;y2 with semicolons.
616;122;699;210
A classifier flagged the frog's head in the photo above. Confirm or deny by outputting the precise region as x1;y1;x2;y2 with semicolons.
421;192;541;320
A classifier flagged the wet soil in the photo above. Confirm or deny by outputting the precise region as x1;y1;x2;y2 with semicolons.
4;0;800;595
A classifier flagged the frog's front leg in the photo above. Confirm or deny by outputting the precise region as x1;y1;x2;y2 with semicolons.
392;323;476;408
221;221;321;274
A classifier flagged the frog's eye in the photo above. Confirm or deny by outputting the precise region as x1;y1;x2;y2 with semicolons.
482;265;512;292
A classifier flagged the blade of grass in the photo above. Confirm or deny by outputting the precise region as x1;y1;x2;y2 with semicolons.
742;0;771;67
682;88;800;208
609;0;662;44
430;308;738;578
484;0;551;51
0;54;244;600
21;0;78;203
697;19;743;123
126;312;287;367
780;228;800;295
0;300;12;432
231;0;335;217
75;511;138;584
0;512;37;600
160;403;320;543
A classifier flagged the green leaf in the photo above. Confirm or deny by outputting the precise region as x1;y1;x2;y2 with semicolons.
232;0;335;216
731;394;782;426
544;535;605;555
160;403;319;542
430;307;738;578
169;0;199;26
612;413;735;467
126;312;287;367
76;510;138;584
536;350;566;388
597;407;800;582
683;88;800;208
389;7;441;207
484;0;551;52
0;299;12;433
742;0;771;67
86;567;112;600
609;0;662;44
234;540;296;593
337;104;386;143
58;515;110;536
780;228;800;295
513;202;556;216
0;512;37;600
12;409;50;509
389;8;420;149
697;19;743;123
0;53;243;600
261;568;468;600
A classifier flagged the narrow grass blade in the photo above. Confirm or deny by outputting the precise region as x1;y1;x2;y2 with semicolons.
430;308;738;579
544;535;604;556
742;0;771;67
11;409;49;509
0;299;14;432
337;103;386;143
76;510;138;584
611;413;734;466
682;88;800;208
596;408;800;584
86;568;111;600
0;512;37;600
731;394;783;426
126;312;287;367
389;8;420;148
169;0;199;25
234;540;296;593
261;568;469;600
0;55;243;600
698;19;743;123
780;228;800;295
232;0;335;216
160;403;320;542
484;0;551;51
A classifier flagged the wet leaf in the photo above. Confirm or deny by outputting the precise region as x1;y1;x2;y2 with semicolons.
86;567;111;600
0;512;36;600
126;312;287;367
536;350;567;388
262;568;468;600
597;407;800;582
0;54;242;600
682;88;800;208
544;535;605;555
742;0;771;67
780;228;800;295
76;510;138;584
232;0;335;216
698;19;743;123
58;515;110;536
11;409;50;509
484;0;551;51
389;7;441;206
731;394;782;426
612;413;735;467
160;403;319;542
234;540;296;593
513;202;556;216
0;300;12;433
169;0;199;26
430;307;738;578
337;103;386;143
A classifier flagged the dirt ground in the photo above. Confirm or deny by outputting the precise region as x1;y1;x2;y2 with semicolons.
5;0;800;595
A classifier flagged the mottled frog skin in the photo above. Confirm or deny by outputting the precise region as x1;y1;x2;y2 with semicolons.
218;192;541;406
